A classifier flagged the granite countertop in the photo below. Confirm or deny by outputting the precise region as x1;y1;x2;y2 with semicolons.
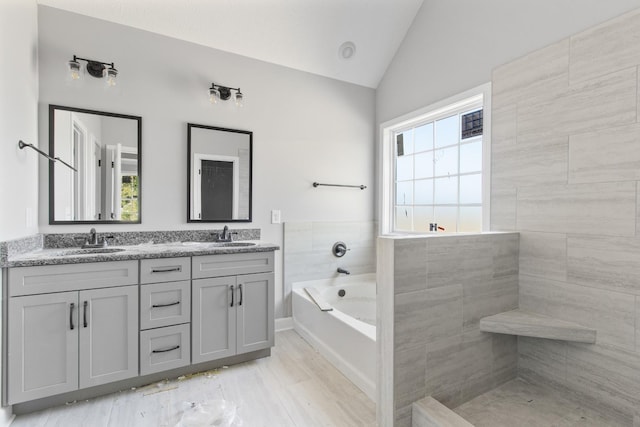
3;241;279;268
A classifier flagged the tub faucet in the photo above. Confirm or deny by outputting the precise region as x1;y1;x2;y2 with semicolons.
337;267;351;275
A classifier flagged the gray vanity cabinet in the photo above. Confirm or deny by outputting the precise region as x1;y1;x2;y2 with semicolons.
8;292;79;403
6;261;139;405
192;253;274;364
192;276;237;363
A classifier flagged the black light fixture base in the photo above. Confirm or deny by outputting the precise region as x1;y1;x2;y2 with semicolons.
86;61;105;78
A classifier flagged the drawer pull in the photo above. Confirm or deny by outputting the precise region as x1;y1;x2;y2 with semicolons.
152;301;180;308
239;284;243;306
70;303;75;330
151;266;182;273
152;345;180;354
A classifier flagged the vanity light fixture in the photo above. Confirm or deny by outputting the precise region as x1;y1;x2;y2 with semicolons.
68;55;118;86
208;83;244;108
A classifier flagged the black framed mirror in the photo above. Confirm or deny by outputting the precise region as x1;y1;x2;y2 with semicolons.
49;105;142;224
187;123;252;222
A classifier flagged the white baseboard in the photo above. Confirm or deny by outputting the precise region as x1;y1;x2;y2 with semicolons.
275;317;293;332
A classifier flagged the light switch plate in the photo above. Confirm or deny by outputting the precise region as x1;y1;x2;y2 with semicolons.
271;210;281;224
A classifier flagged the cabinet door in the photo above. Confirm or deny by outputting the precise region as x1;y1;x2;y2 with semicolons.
236;273;274;355
8;292;79;404
79;286;138;388
192;276;236;363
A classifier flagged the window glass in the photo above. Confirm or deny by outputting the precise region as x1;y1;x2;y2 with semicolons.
434;176;458;204
391;100;484;233
414;151;433;179
459;173;482;204
434;146;458;177
414;123;433;153
414;179;434;205
435;115;458;148
459;139;482;173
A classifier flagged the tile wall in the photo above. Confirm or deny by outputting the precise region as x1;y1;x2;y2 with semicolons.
491;8;640;424
377;232;519;427
283;221;376;317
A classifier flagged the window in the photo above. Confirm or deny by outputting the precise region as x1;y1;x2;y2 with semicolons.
380;84;490;234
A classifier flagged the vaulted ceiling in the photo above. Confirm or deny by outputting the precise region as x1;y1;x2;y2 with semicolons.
37;0;424;88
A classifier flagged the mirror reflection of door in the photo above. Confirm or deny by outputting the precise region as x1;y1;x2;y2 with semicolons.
51;105;141;224
202;160;233;220
193;154;239;220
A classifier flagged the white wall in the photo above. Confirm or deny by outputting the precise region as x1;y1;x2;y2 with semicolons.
0;0;39;241
377;0;640;124
0;0;39;423
37;6;376;318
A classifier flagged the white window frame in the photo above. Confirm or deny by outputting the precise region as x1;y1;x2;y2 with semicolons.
378;83;492;235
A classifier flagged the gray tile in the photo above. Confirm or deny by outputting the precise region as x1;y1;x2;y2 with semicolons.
492;134;568;187
394;345;427;411
311;221;375;252
491;233;519;278
518;337;567;390
568;235;640;295
491;102;517;147
569;123;640;184
283;222;313;253
517;67;637;139
516;182;636;237
490;187;517;231
395;285;463;352
519;275;636;351
481;310;596;343
426;331;493;409
492;38;569;106
566;342;640;417
463;275;518;332
519;232;567;282
394;405;412;427
454;378;631;427
569;8;640;84
426;235;493;290
393;238;427;294
491;333;517;386
425;284;464;344
636;297;640;354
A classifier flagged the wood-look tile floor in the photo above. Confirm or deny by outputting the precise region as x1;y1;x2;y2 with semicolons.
11;330;376;427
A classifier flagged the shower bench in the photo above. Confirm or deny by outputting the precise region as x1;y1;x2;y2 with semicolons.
479;309;596;343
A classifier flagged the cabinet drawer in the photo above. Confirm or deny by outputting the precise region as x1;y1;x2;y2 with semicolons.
192;252;274;279
140;257;190;284
8;261;139;297
140;280;191;330
140;324;190;376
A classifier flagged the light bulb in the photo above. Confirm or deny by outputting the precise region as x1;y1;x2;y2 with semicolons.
68;60;81;80
209;87;219;104
235;90;244;107
105;67;118;87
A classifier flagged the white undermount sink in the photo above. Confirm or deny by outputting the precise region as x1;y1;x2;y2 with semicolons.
54;247;126;256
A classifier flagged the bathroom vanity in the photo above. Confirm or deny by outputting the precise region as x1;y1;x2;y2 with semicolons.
1;237;277;413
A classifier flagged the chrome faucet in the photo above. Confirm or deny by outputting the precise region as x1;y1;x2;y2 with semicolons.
337;267;351;275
